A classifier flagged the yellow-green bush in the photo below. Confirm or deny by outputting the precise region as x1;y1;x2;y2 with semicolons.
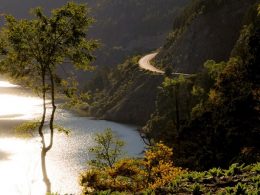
80;142;185;194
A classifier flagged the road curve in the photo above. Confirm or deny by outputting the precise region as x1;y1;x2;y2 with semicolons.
138;52;192;76
138;52;164;74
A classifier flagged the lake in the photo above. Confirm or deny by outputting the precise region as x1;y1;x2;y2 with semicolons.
0;79;145;195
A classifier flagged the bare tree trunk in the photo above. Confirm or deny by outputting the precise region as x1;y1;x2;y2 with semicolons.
46;66;56;152
39;68;52;194
41;66;57;194
41;148;51;193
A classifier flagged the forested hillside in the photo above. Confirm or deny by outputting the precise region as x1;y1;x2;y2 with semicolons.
143;0;260;170
87;0;259;127
155;0;257;73
87;56;163;125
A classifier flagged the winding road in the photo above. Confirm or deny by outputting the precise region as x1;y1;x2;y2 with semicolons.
138;52;191;76
138;52;164;74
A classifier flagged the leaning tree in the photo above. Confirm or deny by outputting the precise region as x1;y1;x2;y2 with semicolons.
0;3;97;193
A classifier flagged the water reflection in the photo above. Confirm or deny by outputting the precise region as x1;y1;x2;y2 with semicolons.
0;94;43;120
0;149;10;160
0;81;19;88
0;80;145;194
0;138;46;195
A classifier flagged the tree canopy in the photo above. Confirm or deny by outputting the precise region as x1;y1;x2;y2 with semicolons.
0;2;97;79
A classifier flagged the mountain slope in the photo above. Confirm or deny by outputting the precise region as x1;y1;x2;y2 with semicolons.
155;0;258;73
88;0;259;126
88;56;163;125
87;0;190;67
143;0;260;169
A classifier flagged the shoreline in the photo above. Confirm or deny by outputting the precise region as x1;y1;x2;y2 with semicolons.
0;77;140;138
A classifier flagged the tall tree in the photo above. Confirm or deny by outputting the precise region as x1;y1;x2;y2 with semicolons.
0;2;97;193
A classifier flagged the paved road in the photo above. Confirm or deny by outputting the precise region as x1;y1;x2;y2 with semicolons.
138;52;191;76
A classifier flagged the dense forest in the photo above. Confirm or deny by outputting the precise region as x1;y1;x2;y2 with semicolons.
143;3;260;170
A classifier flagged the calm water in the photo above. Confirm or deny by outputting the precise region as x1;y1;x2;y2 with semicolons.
0;80;145;195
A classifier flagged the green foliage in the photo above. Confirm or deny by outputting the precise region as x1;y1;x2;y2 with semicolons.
15;120;71;137
53;124;71;135
225;186;234;194
234;183;247;195
0;2;98;112
225;163;244;176
0;2;98;90
204;60;226;81
142;74;194;145
14;120;71;137
251;162;260;173
208;167;223;177
81;157;260;194
59;76;91;109
88;128;125;168
162;75;186;87
185;171;208;183
191;85;205;97
80;142;184;194
166;163;260;194
192;183;203;195
15;120;40;137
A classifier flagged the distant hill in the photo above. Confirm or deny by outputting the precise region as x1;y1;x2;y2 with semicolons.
87;0;190;67
0;0;189;69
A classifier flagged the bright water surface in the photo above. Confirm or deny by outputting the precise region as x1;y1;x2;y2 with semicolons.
0;79;145;195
